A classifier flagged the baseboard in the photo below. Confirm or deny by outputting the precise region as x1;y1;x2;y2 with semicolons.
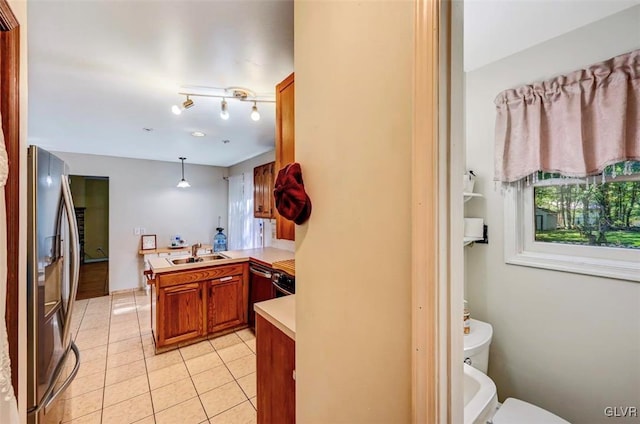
84;258;109;263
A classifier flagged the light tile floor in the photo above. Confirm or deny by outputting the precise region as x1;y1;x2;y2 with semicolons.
64;290;257;424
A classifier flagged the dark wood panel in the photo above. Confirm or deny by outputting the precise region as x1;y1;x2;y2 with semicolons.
0;3;19;395
275;73;295;241
256;314;295;424
248;271;274;328
157;264;244;287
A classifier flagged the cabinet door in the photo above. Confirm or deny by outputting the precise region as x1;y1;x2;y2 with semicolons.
275;73;296;241
265;162;275;218
256;314;295;424
254;162;276;219
158;283;204;346
208;276;244;333
254;165;264;217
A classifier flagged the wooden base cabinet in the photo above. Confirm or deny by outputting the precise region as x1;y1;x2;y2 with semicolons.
157;283;204;346
207;275;245;333
151;263;249;351
256;315;295;424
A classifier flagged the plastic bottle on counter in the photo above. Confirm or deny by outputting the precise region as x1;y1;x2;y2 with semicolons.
213;227;227;252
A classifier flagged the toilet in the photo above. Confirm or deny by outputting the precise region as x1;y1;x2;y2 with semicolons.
464;319;570;424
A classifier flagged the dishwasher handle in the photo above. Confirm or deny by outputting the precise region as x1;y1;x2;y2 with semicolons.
250;266;272;279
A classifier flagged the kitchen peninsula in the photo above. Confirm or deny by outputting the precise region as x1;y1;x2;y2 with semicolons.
146;247;294;353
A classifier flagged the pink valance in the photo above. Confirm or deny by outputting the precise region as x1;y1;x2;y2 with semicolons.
494;49;640;183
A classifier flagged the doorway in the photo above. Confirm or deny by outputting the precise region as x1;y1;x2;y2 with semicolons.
69;175;109;299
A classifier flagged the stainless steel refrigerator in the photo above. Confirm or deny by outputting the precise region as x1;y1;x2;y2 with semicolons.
27;146;81;424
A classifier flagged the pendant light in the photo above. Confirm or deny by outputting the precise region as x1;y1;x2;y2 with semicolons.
250;101;260;121
220;98;229;120
177;157;191;188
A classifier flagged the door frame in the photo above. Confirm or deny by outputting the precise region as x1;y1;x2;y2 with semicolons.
412;0;463;422
0;0;20;399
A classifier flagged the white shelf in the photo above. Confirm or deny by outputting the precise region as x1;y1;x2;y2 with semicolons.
463;236;484;246
463;192;483;203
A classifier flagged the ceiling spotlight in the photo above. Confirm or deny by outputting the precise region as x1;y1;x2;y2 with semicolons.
176;157;191;188
191;131;205;137
250;102;260;121
172;96;194;115
220;98;229;120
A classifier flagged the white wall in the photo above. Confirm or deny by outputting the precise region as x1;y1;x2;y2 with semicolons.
228;150;295;252
54;152;228;292
465;7;640;423
295;1;413;422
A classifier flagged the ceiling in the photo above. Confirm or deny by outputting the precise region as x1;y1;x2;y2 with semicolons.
28;0;293;167
29;0;638;166
464;0;640;71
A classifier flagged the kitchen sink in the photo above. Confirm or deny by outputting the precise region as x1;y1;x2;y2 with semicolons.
171;254;229;265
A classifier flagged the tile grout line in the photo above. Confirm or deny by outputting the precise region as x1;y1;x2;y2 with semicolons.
180;340;219;422
209;335;256;417
98;295;115;424
134;290;157;424
63;297;110;424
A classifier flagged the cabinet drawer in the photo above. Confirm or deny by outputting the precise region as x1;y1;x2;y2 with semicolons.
158;264;245;288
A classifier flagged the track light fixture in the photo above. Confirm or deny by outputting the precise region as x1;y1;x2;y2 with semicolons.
177;157;191;188
220;98;229;120
250;102;260;121
171;96;194;115
171;86;274;121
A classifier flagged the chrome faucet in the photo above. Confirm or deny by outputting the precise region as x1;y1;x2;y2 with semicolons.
191;242;202;258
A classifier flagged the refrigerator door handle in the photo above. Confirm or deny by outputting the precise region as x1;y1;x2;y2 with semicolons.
43;342;80;410
27;342;80;415
60;175;80;349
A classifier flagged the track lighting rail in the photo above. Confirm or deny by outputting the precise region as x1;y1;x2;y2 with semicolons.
176;91;276;104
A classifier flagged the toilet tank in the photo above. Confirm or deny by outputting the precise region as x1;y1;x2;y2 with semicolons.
463;319;493;373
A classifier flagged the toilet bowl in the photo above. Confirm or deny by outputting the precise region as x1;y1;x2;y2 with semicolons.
464;319;570;424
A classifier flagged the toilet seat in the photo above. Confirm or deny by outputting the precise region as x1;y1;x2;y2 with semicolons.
492;398;570;424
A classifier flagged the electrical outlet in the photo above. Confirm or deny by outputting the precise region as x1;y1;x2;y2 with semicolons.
134;227;140;235
140;228;146;234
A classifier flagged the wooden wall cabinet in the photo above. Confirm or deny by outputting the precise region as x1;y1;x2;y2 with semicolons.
256;314;295;424
275;72;296;241
254;161;275;219
151;263;249;351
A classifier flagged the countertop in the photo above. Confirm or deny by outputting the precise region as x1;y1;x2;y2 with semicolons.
148;246;294;274
254;295;296;340
223;247;295;267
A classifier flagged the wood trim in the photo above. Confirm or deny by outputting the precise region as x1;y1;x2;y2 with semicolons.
412;0;441;422
0;0;19;396
156;264;244;288
0;0;18;31
275;72;295;241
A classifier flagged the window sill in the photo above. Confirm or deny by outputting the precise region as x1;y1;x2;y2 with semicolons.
506;249;640;282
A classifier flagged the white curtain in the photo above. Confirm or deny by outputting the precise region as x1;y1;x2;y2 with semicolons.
0;112;19;423
228;173;262;250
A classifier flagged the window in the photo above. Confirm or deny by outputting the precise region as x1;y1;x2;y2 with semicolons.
504;164;640;282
